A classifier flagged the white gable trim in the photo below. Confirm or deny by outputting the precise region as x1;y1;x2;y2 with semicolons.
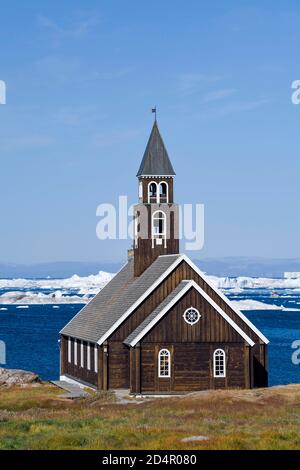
180;255;269;345
97;256;184;345
129;280;255;347
97;253;269;345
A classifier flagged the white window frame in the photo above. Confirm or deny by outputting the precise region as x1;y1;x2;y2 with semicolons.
80;340;84;368
68;337;72;363
138;181;143;201
74;339;78;365
183;307;201;326
158;181;168;203
213;349;226;378
152;210;166;248
134;212;138;248
94;345;98;373
158;348;171;378
148;181;158;203
87;343;91;370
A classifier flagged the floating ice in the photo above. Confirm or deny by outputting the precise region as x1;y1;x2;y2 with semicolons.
1;270;300;306
231;299;283;310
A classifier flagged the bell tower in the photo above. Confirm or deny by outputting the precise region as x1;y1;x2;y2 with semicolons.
133;119;179;277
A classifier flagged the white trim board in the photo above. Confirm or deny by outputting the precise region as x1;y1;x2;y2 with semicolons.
97;256;182;345
180;254;269;345
128;280;255;347
97;254;269;346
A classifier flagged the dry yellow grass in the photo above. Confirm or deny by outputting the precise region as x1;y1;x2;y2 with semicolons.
0;383;300;449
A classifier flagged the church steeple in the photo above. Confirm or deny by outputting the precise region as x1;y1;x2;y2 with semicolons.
136;121;176;177
133;121;179;277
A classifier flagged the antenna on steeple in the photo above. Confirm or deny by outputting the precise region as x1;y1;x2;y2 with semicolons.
151;106;157;122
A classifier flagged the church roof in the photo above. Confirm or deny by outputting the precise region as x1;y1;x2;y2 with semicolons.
61;253;269;346
124;281;190;346
124;279;255;347
60;254;181;343
136;121;176;176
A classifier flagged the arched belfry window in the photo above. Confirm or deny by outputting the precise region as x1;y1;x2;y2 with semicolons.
152;210;166;248
213;349;226;378
159;182;168;203
158;349;171;377
148;182;158;203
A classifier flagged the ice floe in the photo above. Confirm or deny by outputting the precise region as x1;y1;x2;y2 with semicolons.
0;269;300;306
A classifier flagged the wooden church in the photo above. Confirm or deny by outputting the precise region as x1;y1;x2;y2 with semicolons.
60;120;269;393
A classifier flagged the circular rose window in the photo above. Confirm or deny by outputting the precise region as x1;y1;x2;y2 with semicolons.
183;307;201;325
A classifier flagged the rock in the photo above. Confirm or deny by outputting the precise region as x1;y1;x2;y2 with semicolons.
181;435;209;443
0;367;40;387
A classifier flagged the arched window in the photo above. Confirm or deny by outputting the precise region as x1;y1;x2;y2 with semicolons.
148;181;158;203
158;349;171;377
213;349;226;378
152;210;166;247
159;182;168;203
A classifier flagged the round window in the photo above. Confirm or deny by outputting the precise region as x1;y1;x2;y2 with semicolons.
183;307;200;325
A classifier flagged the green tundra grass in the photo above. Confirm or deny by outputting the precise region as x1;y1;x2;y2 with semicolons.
0;383;300;450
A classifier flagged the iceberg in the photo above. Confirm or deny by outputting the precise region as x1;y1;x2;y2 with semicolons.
0;269;300;305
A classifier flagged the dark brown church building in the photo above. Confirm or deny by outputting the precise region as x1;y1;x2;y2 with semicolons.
60;120;269;394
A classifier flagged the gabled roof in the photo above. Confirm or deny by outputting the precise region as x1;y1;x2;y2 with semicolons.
136;121;176;177
60;254;181;343
96;253;269;346
124;280;255;347
124;281;189;346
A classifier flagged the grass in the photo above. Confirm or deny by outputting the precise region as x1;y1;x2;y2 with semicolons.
0;383;300;449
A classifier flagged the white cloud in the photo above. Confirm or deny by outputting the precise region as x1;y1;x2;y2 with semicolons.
37;13;98;43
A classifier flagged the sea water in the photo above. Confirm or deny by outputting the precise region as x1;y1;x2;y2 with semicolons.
0;284;300;385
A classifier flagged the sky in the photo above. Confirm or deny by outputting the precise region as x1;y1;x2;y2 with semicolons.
0;0;299;264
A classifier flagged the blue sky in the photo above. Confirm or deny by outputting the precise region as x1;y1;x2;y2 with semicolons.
0;1;299;264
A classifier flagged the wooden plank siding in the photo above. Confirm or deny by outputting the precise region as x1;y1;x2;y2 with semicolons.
134;204;179;277
142;287;244;344
60;335;99;388
137;342;246;393
110;260;261;345
61;258;267;391
108;342;130;389
108;260;267;391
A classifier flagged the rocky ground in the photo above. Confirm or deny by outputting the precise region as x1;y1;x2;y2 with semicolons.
0;368;40;387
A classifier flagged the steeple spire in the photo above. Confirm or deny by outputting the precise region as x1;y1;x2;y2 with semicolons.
136;120;176;177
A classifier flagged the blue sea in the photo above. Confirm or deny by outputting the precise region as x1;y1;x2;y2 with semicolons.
0;285;300;386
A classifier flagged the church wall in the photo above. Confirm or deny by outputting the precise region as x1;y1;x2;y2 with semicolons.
60;335;99;388
138;342;246;393
107;342;130;389
109;260;262;345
